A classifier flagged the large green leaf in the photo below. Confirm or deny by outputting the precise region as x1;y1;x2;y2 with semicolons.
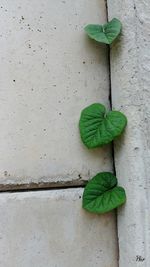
79;103;127;148
83;172;126;214
84;18;122;45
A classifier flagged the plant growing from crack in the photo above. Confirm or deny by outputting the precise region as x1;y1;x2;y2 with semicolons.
84;18;122;45
79;18;127;214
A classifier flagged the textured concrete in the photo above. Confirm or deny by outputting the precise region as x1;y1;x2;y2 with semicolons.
0;189;118;267
0;0;111;188
107;1;150;266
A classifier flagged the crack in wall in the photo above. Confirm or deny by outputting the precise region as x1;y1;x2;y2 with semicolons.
0;184;85;194
0;180;86;193
105;1;120;266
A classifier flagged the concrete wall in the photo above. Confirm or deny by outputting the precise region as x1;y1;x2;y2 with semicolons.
2;0;149;266
0;0;112;189
107;0;150;266
0;189;118;267
0;1;118;267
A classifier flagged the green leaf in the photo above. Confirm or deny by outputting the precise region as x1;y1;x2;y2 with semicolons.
84;18;122;45
83;172;126;214
79;103;127;148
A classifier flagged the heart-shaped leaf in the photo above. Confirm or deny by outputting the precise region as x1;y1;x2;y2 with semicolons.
84;18;122;45
79;103;127;148
83;172;126;214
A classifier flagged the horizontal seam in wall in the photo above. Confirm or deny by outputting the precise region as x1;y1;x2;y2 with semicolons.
0;181;86;193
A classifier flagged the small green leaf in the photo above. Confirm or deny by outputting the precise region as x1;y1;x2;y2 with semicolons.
84;18;122;45
79;103;127;148
83;172;126;214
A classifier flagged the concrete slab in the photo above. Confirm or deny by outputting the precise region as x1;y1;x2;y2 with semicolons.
0;188;118;267
107;0;150;266
0;0;112;189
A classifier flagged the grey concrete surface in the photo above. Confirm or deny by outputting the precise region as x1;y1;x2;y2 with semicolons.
0;189;118;267
107;0;150;266
0;0;112;189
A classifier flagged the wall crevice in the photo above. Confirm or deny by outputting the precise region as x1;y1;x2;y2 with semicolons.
105;1;120;265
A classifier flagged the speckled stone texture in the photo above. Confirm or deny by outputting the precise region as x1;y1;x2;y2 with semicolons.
107;0;150;266
0;0;112;189
0;189;118;267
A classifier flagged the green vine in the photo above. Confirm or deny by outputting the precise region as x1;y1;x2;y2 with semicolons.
79;18;127;214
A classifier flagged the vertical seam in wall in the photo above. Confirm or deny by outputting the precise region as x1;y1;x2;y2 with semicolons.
105;1;120;266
